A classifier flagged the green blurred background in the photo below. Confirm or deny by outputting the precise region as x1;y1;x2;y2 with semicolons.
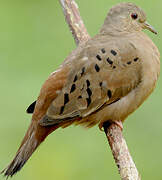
0;0;162;179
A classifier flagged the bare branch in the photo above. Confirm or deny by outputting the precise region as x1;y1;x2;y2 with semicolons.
59;0;141;179
103;122;141;180
59;0;90;45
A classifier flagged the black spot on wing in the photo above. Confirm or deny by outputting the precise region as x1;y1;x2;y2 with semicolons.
127;61;132;65
86;87;92;107
70;84;76;93
107;58;113;65
86;98;91;107
64;93;69;105
134;57;139;62
73;75;78;82
78;95;82;99
111;50;117;56
101;48;106;53
86;80;90;87
26;101;36;114
107;90;112;98
81;67;85;76
99;82;103;87
95;64;100;72
96;55;102;61
87;88;92;97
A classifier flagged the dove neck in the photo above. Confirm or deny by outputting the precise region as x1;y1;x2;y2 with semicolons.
100;18;141;36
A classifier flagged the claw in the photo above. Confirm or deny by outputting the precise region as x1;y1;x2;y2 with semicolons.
113;120;123;131
99;120;123;132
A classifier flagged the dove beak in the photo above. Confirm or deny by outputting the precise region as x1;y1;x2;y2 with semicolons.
143;21;157;34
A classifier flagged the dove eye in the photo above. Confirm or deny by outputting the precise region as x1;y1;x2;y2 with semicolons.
131;13;138;19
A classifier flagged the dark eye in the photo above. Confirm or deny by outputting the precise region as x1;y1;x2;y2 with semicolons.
131;13;138;19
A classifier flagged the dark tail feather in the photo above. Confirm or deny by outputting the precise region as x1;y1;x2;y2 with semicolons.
1;122;59;178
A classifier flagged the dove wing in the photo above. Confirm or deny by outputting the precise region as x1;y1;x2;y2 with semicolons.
39;37;142;126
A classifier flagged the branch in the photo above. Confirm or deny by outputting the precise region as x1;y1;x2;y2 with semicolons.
59;0;141;179
59;0;90;45
103;122;141;180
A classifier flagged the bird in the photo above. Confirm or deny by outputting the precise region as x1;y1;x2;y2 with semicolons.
1;2;160;178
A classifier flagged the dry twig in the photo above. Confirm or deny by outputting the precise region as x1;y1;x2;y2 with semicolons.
59;0;90;45
59;0;141;179
103;122;141;180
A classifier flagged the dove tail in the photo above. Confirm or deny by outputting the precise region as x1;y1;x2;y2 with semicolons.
1;121;59;178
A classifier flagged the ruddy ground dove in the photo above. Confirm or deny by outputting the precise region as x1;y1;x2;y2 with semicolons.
2;2;160;177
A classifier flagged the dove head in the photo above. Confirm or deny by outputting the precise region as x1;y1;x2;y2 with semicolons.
100;3;157;35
